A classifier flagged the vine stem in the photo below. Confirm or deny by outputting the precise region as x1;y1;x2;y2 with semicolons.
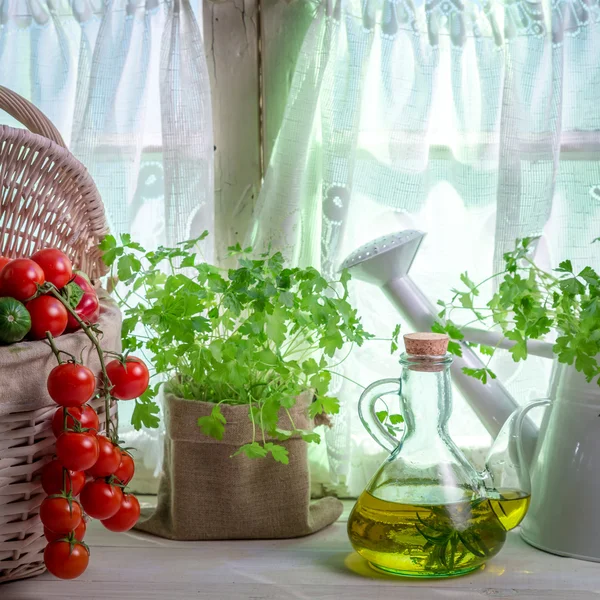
46;332;64;364
46;285;115;440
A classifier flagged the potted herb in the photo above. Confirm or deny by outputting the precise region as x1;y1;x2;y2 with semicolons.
100;233;380;540
435;237;600;384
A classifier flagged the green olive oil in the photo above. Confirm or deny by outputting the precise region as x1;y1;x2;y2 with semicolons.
348;487;530;577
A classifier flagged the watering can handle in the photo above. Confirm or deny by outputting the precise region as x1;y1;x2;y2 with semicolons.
514;398;551;470
358;378;402;454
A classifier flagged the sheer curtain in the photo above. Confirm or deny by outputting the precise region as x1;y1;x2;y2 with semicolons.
0;0;213;484
250;0;600;496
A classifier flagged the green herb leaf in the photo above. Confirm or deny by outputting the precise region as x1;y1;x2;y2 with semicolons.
462;367;497;385
232;442;268;459
376;410;388;423
198;405;226;440
131;389;161;430
390;323;401;354
264;442;289;464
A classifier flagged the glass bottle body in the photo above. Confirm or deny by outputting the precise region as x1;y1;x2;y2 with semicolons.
348;352;530;577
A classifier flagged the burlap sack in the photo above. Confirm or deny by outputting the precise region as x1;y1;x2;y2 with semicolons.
136;391;343;540
0;292;121;415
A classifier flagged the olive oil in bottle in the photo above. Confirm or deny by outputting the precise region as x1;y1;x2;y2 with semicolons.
348;487;530;577
487;489;531;531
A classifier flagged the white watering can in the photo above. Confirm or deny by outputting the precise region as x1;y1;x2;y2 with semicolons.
340;230;600;562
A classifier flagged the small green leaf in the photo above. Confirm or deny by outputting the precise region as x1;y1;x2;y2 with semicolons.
376;410;388;423
556;260;573;273
300;431;321;444
117;254;142;282
505;330;528;361
264;442;289;464
390;323;401;354
462;367;497;385
389;413;404;425
99;235;117;251
479;344;495;356
131;392;160;430
198;406;226;440
459;272;480;296
62;281;84;310
231;442;268;459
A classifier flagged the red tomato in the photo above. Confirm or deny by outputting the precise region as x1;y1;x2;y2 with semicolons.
31;248;73;289
44;540;89;579
80;480;123;520
39;497;82;533
66;274;99;331
52;405;100;438
101;494;141;532
0;256;11;271
86;436;121;478
41;459;85;496
0;258;45;301
56;432;99;471
44;519;86;543
106;357;150;400
47;363;96;407
26;295;68;339
114;452;135;486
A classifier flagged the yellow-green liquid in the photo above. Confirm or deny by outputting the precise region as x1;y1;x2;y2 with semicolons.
348;488;530;577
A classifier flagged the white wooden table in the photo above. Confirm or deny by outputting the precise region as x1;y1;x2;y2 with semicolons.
4;514;600;599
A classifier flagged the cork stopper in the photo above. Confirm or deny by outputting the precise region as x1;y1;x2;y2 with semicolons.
404;332;449;356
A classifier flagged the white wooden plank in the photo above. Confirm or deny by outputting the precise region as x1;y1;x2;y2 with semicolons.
4;521;600;600
203;0;261;262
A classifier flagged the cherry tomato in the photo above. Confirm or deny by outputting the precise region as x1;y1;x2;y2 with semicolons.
52;405;100;438
41;459;85;496
0;258;45;301
106;357;150;400
44;540;89;579
0;256;11;271
86;436;121;478
40;497;82;534
66;274;100;331
26;295;68;339
44;519;86;543
101;494;141;533
56;432;99;471
80;479;124;520
47;363;96;407
31;248;73;289
114;452;135;486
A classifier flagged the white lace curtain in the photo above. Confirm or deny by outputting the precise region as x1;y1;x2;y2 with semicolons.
0;0;214;478
250;0;600;496
0;0;213;251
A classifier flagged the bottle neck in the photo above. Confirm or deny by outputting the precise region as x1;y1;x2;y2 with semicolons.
399;355;453;440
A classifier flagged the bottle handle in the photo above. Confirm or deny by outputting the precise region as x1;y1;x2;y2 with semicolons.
358;378;402;453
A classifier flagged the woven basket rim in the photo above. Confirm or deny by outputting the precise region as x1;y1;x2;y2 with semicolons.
0;123;99;191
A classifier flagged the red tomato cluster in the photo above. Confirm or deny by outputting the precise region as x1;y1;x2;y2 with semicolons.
39;343;149;580
0;248;100;344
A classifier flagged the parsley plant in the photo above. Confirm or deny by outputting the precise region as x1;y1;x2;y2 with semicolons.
436;238;600;386
101;233;384;463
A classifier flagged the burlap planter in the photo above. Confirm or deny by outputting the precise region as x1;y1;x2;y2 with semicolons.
136;391;343;540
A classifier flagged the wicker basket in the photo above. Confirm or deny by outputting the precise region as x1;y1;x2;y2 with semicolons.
0;86;118;583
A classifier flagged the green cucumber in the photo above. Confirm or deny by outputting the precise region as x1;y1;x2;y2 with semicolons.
0;297;31;343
